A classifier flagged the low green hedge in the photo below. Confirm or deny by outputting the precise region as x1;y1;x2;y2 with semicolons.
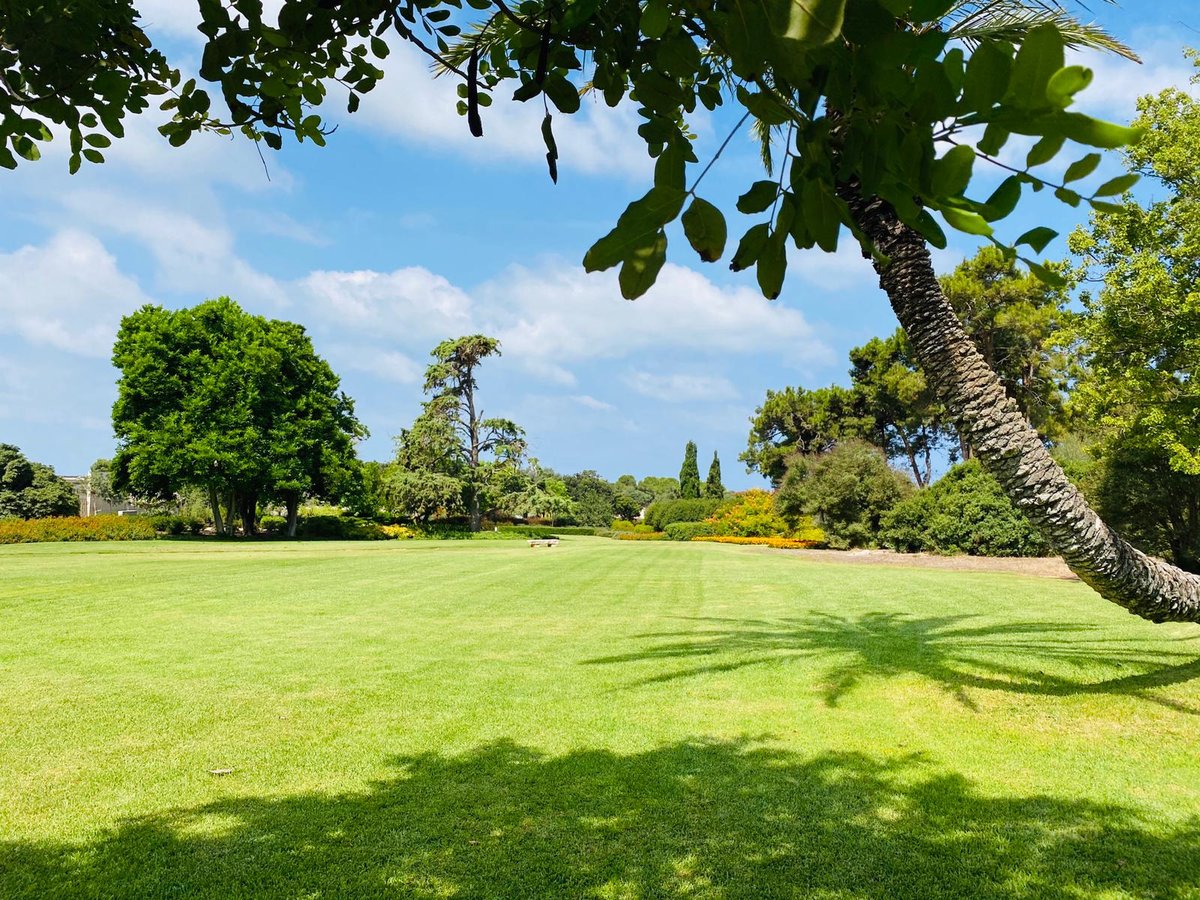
0;514;156;544
149;514;206;536
664;521;716;541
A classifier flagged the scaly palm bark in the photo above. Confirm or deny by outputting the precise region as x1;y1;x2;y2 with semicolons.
839;185;1200;623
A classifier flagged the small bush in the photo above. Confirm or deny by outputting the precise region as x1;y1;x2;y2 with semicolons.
664;521;715;541
610;520;634;531
0;514;156;544
381;524;418;540
297;515;390;540
643;498;723;531
777;441;912;549
705;490;789;538
616;531;667;541
880;460;1050;557
149;514;205;536
412;523;474;540
260;515;288;535
548;526;599;536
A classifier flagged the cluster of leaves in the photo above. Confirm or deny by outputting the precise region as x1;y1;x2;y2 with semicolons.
880;459;1049;556
691;534;826;550
0;444;78;519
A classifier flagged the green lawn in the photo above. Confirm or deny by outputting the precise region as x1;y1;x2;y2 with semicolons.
1;537;1198;898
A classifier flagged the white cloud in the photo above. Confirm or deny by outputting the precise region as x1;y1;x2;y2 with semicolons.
476;261;834;377
571;394;616;412
299;266;474;342
624;371;739;403
0;230;154;357
339;348;423;385
1071;40;1198;120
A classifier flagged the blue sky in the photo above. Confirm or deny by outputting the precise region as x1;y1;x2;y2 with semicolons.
1;2;1197;488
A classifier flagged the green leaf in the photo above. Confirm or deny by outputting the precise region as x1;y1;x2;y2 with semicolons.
583;187;687;272
1055;113;1143;149
681;198;728;262
961;40;1012;112
1045;65;1092;108
1015;226;1057;254
1026;134;1064;168
983;175;1022;221
1062;152;1101;184
940;206;993;236
1024;259;1067;288
912;209;947;249
737;180;779;214
641;0;670;39
931;144;975;198
777;0;848;47
730;223;770;272
1005;25;1064;109
1093;172;1139;197
757;231;788;299
1054;186;1081;207
542;76;580;114
618;230;668;299
908;0;955;22
801;180;841;252
654;140;686;191
12;136;40;162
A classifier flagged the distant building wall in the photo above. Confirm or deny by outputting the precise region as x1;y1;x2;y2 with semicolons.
61;477;135;516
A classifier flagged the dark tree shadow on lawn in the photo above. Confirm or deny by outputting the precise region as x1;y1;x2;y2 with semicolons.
2;739;1198;899
586;614;1200;711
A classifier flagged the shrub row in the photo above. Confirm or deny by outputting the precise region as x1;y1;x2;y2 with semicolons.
692;535;824;550
0;514;156;544
616;531;667;541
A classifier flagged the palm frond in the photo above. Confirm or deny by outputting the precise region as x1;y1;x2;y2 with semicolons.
942;1;1139;61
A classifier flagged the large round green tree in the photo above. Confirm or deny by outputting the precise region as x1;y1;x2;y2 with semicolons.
112;298;365;535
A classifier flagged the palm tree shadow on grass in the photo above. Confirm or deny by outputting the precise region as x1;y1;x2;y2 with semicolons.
585;613;1200;711
2;739;1198;899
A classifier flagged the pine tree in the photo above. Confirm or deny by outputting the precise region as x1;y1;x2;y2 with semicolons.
679;441;701;499
705;451;725;499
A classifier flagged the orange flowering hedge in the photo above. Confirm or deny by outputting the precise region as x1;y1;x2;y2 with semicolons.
0;514;157;544
691;535;824;550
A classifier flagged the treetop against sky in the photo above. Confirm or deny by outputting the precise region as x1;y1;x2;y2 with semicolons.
0;2;1197;486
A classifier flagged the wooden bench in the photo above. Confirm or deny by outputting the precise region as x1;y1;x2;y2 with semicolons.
528;538;559;548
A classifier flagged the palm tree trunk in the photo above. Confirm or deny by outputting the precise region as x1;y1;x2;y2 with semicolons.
839;185;1200;624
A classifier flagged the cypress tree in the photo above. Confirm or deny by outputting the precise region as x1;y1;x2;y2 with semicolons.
679;441;701;499
705;451;725;499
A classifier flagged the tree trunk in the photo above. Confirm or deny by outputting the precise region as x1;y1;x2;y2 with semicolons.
240;493;257;537
285;492;300;538
469;490;482;533
840;185;1200;623
208;483;224;536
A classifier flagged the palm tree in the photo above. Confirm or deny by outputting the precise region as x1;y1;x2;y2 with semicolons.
830;2;1200;622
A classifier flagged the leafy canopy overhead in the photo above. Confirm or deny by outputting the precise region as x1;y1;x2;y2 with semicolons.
2;1;1141;297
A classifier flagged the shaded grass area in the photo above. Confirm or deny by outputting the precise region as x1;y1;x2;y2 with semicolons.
1;538;1199;898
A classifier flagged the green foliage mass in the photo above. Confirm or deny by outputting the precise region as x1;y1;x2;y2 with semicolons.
777;440;912;549
705;452;725;499
0;444;78;519
111;298;364;535
678;441;701;499
881;460;1050;557
663;521;716;541
643;497;724;532
742;385;873;485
